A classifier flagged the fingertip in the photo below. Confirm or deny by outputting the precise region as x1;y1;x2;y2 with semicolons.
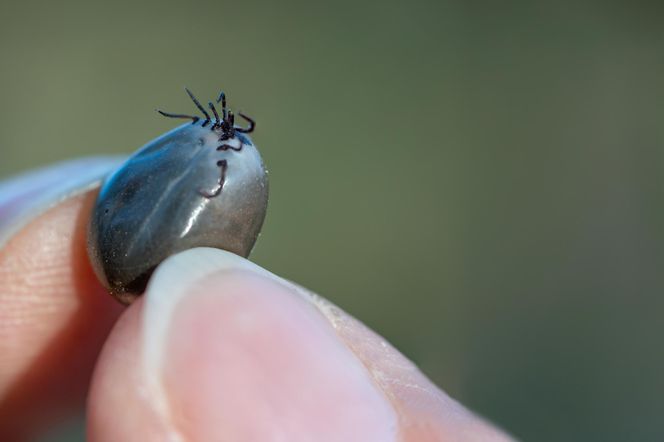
88;248;513;441
89;249;398;441
160;270;398;441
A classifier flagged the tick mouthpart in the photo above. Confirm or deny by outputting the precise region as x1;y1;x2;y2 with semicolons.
211;113;237;139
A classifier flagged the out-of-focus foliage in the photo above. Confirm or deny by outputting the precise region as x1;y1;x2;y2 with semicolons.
1;0;662;440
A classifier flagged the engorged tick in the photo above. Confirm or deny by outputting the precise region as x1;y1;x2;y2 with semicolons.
87;88;269;304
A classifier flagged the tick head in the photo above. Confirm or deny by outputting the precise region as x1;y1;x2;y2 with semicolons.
211;98;236;139
157;88;256;140
210;92;255;140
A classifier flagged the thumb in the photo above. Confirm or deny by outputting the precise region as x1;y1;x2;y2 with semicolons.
87;248;512;441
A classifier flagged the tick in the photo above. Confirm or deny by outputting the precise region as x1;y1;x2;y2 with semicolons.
87;88;269;304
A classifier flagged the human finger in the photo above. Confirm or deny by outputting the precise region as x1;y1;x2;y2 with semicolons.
0;159;125;439
88;248;513;441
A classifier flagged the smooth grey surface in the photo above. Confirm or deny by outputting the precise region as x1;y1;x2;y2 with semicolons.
87;122;268;304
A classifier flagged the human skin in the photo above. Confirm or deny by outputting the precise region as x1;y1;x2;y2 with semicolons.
0;159;514;441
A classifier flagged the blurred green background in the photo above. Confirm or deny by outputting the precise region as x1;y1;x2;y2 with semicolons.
1;0;663;440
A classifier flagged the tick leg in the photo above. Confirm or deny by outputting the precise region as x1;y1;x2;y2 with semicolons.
198;159;228;198
208;102;221;126
156;110;200;124
235;112;255;133
216;91;227;120
185;88;211;126
217;143;243;152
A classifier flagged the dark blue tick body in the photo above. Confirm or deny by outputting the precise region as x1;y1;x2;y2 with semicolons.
87;89;268;304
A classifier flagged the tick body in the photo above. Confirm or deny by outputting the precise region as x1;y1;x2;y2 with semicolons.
87;89;268;304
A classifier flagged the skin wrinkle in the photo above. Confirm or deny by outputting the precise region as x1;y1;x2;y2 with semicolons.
0;205;74;396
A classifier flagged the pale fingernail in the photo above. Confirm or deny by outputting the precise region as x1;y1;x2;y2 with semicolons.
0;156;125;247
141;247;398;441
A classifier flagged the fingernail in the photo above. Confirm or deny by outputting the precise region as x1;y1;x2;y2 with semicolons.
141;248;398;441
0;156;125;247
